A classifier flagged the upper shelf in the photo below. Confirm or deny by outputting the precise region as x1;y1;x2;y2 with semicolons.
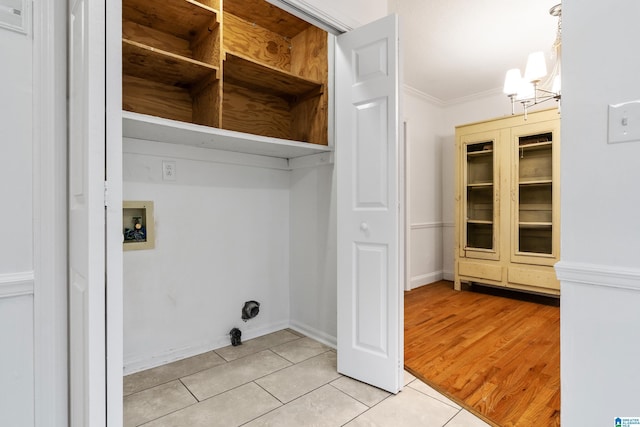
123;0;219;41
122;111;333;159
223;52;324;102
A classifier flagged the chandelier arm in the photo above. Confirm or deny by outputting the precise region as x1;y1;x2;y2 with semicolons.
505;3;562;117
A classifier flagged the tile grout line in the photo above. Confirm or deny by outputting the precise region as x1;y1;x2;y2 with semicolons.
236;381;285;426
441;408;464;427
179;377;200;402
405;380;463;411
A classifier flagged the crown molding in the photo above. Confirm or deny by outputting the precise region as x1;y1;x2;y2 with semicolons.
402;84;444;106
442;87;505;107
403;84;506;108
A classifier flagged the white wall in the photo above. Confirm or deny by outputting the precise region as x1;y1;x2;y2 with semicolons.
403;88;445;289
289;161;337;345
0;22;34;427
123;140;292;373
557;0;640;424
0;27;33;274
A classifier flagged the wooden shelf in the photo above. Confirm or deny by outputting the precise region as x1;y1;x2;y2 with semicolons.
467;182;493;188
223;52;324;102
519;179;552;186
518;222;552;228
123;0;219;41
468;220;493;225
122;111;333;159
223;0;309;38
467;149;493;156
123;39;219;86
520;140;552;150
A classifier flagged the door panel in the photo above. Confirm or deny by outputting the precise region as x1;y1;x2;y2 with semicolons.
354;243;388;355
336;14;403;394
68;0;106;424
355;99;389;208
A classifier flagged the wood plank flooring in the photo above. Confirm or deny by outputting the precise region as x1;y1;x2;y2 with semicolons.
404;281;560;427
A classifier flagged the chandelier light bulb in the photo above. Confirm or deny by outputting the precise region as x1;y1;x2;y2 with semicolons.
503;68;522;95
552;75;561;94
503;4;561;117
524;51;547;82
516;81;535;100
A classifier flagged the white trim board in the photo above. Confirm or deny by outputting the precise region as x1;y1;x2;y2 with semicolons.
288;320;337;349
123;320;290;375
555;261;640;292
0;271;34;298
410;222;443;230
409;271;444;290
266;0;356;34
123;112;333;162
32;0;69;425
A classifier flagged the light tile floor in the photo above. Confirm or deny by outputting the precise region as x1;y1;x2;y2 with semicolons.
124;329;491;427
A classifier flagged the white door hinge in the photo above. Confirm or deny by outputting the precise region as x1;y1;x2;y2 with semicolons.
104;181;109;208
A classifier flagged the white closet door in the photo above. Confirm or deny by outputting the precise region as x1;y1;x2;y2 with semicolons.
336;14;404;394
68;0;107;424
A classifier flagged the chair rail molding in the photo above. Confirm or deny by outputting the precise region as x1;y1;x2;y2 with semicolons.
0;271;35;298
555;261;640;292
410;221;444;230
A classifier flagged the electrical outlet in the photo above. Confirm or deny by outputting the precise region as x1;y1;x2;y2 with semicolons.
162;160;176;181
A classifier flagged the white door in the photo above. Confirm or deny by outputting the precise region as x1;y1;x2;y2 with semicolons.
336;14;404;393
68;0;107;424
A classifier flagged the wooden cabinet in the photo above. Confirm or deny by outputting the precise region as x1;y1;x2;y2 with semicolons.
122;0;328;145
454;109;560;296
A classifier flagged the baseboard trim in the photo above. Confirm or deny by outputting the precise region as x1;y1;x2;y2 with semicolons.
0;271;34;298
409;271;444;290
288;320;336;349
123;320;289;375
555;261;640;292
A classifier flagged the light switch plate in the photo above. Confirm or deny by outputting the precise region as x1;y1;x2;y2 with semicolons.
0;0;30;34
608;100;640;144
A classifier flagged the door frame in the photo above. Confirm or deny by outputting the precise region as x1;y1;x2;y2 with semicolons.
33;0;69;425
105;0;123;424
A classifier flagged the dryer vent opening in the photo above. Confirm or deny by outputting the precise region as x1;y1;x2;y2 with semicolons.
242;300;260;321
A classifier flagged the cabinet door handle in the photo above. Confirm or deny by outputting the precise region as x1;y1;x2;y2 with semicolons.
360;222;369;231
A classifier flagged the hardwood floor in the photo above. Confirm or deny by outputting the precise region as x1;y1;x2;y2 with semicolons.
404;281;560;427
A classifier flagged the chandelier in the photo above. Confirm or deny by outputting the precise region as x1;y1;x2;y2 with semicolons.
503;4;562;118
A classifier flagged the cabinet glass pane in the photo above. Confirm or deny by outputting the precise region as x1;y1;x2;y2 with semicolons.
517;133;552;254
467;223;493;249
466;141;493;250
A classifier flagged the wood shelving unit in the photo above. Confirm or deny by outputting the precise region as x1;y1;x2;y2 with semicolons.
455;109;561;296
122;0;329;149
122;0;222;127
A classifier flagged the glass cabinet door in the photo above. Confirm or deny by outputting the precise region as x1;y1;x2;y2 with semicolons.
512;125;559;265
462;134;499;260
